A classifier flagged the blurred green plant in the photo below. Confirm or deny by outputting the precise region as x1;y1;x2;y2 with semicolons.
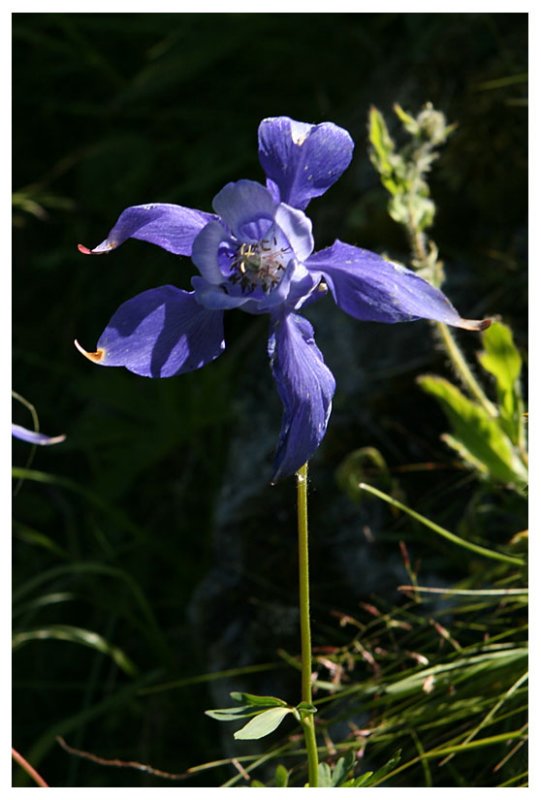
193;578;527;787
367;102;527;494
317;101;528;788
369;102;455;282
418;322;527;493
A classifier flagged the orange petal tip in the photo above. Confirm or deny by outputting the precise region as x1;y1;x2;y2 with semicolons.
74;339;105;363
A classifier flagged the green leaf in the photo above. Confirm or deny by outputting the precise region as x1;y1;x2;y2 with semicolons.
383;648;526;696
389;193;434;230
296;701;317;714
233;707;292;740
346;770;374;787
478;322;525;446
393;102;418;134
274;764;289;787
368;106;400;195
12;624;137;676
331;752;356;786
229;691;288;708
336;446;394;503
342;751;402;787
206;691;289;723
417;375;527;487
317;762;333;787
318;752;356;787
358;482;525;566
204;706;255;721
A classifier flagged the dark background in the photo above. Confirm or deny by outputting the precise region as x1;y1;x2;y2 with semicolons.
12;13;527;787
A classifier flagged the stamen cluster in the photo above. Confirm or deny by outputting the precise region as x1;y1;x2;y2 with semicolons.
230;238;289;293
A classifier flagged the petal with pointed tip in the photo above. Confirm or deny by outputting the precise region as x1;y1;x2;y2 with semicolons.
306;240;491;330
258;117;354;211
79;204;216;256
12;424;65;446
269;313;335;481
79;286;225;378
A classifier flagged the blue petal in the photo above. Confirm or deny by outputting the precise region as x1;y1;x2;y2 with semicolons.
76;286;225;378
274;203;314;262
191;220;232;284
258;117;354;211
268;313;336;481
306;241;491;331
78;203;216;256
191;276;250;310
212;180;277;241
12;424;65;446
283;263;323;311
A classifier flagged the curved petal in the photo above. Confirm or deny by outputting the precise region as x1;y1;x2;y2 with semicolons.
12;424;65;446
268;313;336;481
212;180;277;240
76;286;225;378
78;203;216;256
306;240;491;331
191;219;232;284
258;117;354;211
283;262;323;311
274;203;314;262
191;276;250;310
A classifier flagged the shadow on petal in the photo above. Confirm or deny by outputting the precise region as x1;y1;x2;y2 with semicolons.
84;286;225;378
269;313;336;481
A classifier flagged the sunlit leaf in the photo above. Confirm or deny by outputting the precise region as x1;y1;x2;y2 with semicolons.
368;106;400;195
317;761;333;787
233;707;292;740
417;375;527;487
393;103;418;134
204;706;255;722
478;322;525;446
274;764;289;787
345;751;402;787
230;691;288;708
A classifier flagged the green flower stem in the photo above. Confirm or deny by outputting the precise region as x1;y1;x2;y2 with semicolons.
296;462;319;787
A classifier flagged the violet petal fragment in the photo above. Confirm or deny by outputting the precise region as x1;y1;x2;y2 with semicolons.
306;240;491;331
258;117;354;211
212;180;277;240
79;204;217;256
78;286;225;378
269;313;336;482
191;276;250;310
12;424;65;446
274;203;314;262
191;220;231;285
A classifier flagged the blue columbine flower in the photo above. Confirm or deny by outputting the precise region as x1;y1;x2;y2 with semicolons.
76;116;489;481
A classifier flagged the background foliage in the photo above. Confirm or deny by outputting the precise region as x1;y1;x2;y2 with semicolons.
12;12;527;788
